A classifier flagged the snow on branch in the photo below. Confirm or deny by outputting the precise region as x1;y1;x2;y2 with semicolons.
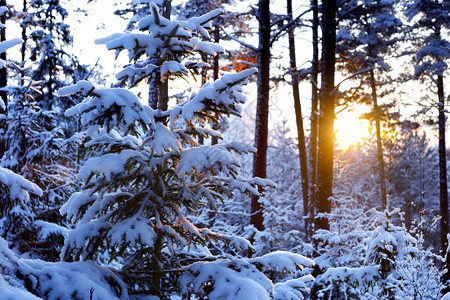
249;251;314;273
0;166;43;202
180;68;257;121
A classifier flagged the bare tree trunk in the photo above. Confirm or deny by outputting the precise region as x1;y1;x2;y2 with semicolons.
159;0;170;111
20;0;27;85
251;0;270;231
0;0;7;112
316;0;336;231
369;69;387;210
287;0;309;241
211;24;220;146
309;0;319;237
438;73;449;287
0;0;7;160
209;24;220;227
148;0;171;110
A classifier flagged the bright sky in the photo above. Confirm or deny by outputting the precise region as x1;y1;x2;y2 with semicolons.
6;0;426;150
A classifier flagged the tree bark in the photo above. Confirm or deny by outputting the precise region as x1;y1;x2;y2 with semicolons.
287;0;309;241
20;0;27;85
0;0;7;112
365;20;387;210
369;68;387;210
148;1;171;110
251;0;270;231
211;24;220;146
0;0;7;160
316;0;336;231
309;0;319;236
438;73;449;285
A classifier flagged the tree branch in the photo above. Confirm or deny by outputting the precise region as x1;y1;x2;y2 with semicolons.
331;67;374;95
220;25;258;52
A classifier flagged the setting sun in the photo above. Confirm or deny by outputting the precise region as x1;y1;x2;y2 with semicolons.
334;112;372;150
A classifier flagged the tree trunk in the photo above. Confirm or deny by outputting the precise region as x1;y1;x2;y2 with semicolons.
251;0;270;231
159;0;170;111
20;0;27;85
0;0;7;160
309;0;319;237
438;73;449;286
211;24;220;146
209;24;220;227
369;68;387;210
287;0;309;241
0;0;7;113
316;0;336;231
148;1;171;110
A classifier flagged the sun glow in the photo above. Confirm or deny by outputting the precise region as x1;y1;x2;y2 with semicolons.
334;112;372;150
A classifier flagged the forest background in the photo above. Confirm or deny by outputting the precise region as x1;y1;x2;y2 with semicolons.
0;0;449;299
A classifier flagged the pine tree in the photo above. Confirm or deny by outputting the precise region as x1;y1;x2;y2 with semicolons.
55;4;317;298
404;0;450;288
336;0;405;210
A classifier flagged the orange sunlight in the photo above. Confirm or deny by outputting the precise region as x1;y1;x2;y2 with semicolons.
334;111;372;150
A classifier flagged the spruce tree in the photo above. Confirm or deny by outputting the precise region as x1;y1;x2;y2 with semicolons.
58;4;313;297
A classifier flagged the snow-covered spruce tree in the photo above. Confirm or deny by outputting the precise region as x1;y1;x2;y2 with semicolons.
0;5;45;255
313;209;442;299
27;0;74;111
59;4;314;298
0;2;82;261
253;122;305;254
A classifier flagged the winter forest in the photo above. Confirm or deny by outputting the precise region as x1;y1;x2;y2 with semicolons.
0;0;448;299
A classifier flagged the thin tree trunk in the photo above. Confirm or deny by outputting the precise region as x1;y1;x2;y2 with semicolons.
251;0;270;232
369;68;387;210
438;73;449;286
148;58;159;109
309;0;319;237
20;0;27;85
209;24;220;227
316;0;336;231
159;0;170;111
287;0;309;241
152;230;163;296
211;24;220;146
0;0;7;160
148;1;171;110
0;0;7;112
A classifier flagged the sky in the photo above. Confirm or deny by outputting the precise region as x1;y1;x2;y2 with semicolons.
4;0;440;149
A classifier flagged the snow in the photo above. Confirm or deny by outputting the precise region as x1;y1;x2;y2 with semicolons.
77;150;143;182
17;260;128;300
57;80;95;97
249;251;314;273
62;217;112;257
273;276;314;300
177;145;240;177
179;259;273;299
0;38;23;57
63;85;151;131
180;9;224;38
0;6;7;16
0;166;43;202
1;237;127;299
149;123;181;155
109;214;156;246
191;37;224;56
34;220;69;241
181;68;256;120
160;61;188;80
0;276;41;300
320;265;380;288
60;192;98;223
